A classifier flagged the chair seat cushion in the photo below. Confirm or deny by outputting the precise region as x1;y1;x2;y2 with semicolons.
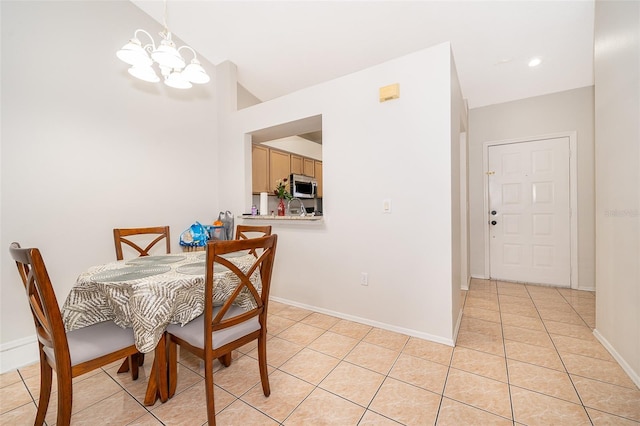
43;321;136;366
167;305;260;350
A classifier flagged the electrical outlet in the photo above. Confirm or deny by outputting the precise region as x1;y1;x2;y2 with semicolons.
360;272;368;286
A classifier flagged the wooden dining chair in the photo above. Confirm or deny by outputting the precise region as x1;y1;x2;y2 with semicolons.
235;225;272;256
9;242;140;426
113;226;171;260
235;224;272;240
166;235;278;426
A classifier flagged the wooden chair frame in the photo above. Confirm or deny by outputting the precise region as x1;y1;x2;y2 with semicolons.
235;225;272;256
166;235;277;426
113;226;171;260
235;224;272;240
9;242;139;426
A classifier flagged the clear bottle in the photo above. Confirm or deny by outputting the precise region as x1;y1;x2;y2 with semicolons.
251;205;257;216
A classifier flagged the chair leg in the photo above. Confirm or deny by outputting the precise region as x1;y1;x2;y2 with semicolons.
168;338;178;398
257;334;270;396
217;352;232;367
56;369;73;426
204;356;217;426
35;358;52;426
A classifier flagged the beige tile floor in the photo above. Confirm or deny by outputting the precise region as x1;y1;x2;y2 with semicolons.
1;279;639;425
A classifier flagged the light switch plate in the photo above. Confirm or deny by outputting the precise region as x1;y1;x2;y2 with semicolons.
383;199;392;213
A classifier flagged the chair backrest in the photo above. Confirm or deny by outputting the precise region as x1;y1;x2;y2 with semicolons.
113;226;171;260
9;242;72;370
204;235;277;341
235;225;272;241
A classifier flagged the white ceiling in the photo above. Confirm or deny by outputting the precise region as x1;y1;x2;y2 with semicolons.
131;0;595;109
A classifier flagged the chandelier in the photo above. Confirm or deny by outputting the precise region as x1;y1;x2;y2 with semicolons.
116;2;210;89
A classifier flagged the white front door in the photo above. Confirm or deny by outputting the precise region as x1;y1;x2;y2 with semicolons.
488;137;571;286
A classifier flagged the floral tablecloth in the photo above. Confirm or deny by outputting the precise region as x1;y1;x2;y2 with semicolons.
61;252;260;353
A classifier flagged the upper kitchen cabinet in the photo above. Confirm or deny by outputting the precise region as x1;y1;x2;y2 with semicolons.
291;154;303;175
253;146;322;195
269;150;291;192
303;158;315;177
252;145;270;193
291;154;316;177
314;161;323;198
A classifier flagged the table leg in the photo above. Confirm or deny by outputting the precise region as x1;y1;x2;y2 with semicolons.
156;334;169;402
143;334;169;406
117;353;145;373
117;358;130;374
143;360;158;406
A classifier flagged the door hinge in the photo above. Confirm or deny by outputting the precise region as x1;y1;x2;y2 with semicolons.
486;171;495;175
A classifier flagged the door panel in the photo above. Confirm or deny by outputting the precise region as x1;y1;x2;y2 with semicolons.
488;137;570;286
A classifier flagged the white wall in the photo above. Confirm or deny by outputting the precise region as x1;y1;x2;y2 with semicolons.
0;1;218;371
593;0;640;386
468;87;595;289
217;44;463;344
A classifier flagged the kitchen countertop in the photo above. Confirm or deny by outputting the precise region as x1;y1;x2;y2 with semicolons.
238;215;323;221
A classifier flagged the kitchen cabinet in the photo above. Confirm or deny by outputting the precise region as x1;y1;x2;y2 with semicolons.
252;145;320;194
269;150;291;192
314;161;323;198
292;154;315;177
303;158;315;177
290;154;303;175
252;145;270;194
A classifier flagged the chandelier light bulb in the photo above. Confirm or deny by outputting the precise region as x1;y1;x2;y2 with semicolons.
164;70;192;89
528;57;542;67
116;38;153;67
128;65;160;83
182;59;211;84
151;35;186;70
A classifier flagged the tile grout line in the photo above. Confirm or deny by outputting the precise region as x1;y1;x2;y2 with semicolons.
524;284;596;425
495;280;518;426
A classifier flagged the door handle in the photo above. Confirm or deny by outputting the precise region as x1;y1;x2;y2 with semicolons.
491;210;497;216
491;220;497;226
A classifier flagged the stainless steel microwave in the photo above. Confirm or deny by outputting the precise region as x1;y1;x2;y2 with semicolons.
290;174;317;199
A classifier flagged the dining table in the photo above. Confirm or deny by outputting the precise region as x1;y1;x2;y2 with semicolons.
61;250;261;405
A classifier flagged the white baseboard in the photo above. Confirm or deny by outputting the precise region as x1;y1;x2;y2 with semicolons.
577;285;596;292
470;273;490;280
270;296;455;347
593;328;640;388
0;334;39;374
461;275;471;291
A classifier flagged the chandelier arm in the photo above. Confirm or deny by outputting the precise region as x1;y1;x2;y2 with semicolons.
133;29;157;51
177;45;198;61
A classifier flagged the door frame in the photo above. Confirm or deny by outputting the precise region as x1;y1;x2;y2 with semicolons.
482;131;578;288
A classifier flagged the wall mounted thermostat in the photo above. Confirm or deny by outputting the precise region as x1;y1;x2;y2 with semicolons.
379;83;400;102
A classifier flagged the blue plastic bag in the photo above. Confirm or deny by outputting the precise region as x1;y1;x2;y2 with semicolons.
179;221;210;247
